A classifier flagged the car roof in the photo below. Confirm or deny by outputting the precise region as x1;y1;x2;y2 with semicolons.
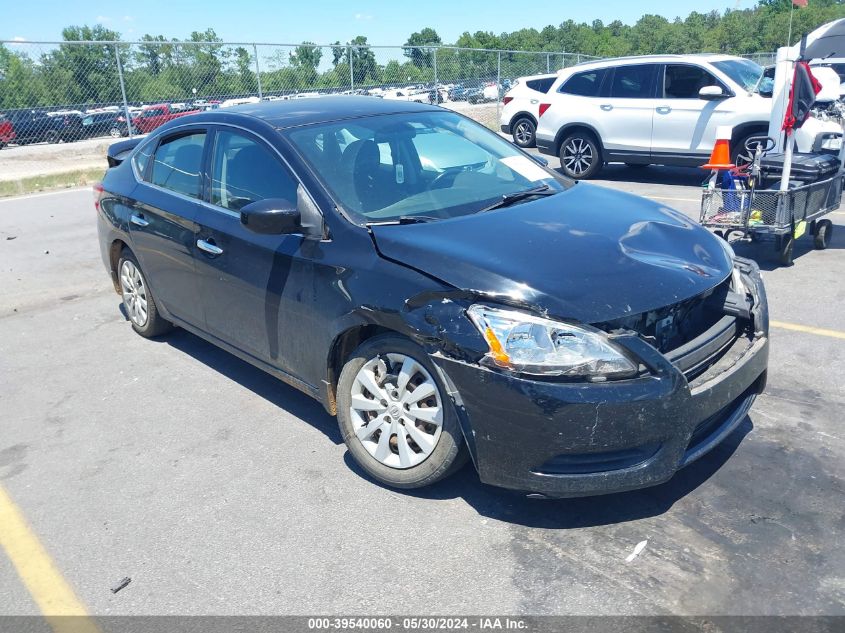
559;53;746;74
196;96;442;130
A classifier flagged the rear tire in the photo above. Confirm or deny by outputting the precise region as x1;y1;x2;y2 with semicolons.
511;117;536;148
559;131;602;179
117;248;173;338
336;334;468;489
813;219;832;249
44;130;59;144
779;235;795;266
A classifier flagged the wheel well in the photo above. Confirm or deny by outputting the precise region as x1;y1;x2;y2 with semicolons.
554;124;603;157
325;324;394;414
730;123;769;151
108;239;129;293
510;112;537;128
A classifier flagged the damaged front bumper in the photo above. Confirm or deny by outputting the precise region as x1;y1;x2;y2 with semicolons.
430;260;769;498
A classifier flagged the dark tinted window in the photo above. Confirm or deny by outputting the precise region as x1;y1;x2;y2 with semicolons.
664;65;720;99
210;130;298;212
559;69;606;97
150;132;205;198
525;77;556;93
609;64;657;99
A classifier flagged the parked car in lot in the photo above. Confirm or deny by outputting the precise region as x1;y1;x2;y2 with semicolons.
534;55;776;179
132;103;201;134
96;98;768;496
80;111;133;138
500;73;557;147
0;113;15;149
7;109;81;144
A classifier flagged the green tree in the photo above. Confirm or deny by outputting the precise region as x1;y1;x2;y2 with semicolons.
403;27;442;68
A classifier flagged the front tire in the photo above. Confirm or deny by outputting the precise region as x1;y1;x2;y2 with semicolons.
336;334;468;489
511;117;536;148
118;248;173;338
559;131;602;179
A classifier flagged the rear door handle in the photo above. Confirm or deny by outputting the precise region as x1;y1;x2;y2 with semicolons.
600;104;613;111
130;213;149;227
197;239;223;256
656;106;672;114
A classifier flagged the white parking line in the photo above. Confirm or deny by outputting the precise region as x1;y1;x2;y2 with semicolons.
0;188;89;204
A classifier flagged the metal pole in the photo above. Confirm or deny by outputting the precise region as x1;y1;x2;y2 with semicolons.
433;46;438;89
114;44;133;139
547;53;550;73
496;51;501;124
348;44;354;92
253;43;263;98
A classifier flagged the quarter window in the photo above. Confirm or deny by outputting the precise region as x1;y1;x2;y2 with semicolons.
525;77;556;93
559;69;606;97
664;65;721;99
150;132;205;198
210;130;298;212
608;64;657;99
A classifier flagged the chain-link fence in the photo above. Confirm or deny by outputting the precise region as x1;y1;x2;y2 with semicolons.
0;40;599;150
741;52;778;67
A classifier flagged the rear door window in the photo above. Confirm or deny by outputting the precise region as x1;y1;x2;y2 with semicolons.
559;69;606;97
608;64;658;99
150;132;206;199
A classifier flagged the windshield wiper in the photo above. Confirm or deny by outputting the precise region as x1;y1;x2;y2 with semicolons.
366;215;441;226
479;184;558;213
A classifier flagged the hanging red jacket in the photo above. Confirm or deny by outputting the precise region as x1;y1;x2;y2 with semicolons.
782;61;822;133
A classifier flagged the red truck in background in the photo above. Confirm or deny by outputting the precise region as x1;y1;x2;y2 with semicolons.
131;104;200;134
0;114;16;149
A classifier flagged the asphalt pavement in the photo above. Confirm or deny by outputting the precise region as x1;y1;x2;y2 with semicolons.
0;162;844;617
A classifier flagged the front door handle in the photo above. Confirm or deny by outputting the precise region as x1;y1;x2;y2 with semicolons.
197;239;223;256
600;104;613;111
130;213;149;227
656;106;672;114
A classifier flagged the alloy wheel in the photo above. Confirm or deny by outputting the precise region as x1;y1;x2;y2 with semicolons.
349;353;444;469
119;259;149;327
562;137;594;176
514;120;533;145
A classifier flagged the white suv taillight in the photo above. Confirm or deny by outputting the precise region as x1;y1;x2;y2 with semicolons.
539;103;551;117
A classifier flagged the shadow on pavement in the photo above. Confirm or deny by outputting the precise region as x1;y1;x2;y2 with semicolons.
591;164;708;187
730;217;845;271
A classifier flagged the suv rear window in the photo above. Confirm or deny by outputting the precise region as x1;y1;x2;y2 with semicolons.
608;64;658;99
559;69;606;97
525;77;555;93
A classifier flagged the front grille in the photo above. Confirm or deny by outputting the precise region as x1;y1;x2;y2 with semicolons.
533;443;661;476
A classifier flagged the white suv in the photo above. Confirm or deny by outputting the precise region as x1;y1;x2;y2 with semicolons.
534;55;773;179
499;73;557;148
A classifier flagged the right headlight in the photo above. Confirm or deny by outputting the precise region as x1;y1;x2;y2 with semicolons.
466;305;638;380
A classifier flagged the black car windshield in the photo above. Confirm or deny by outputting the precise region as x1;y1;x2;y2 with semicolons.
286;110;569;223
712;59;765;93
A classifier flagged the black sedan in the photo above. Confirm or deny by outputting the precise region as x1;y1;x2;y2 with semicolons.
96;98;769;497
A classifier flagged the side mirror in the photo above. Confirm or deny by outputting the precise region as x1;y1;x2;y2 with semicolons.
699;85;727;100
240;198;301;235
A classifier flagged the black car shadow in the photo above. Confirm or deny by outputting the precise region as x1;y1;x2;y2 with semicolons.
590;164;709;187
129;318;342;445
344;417;754;529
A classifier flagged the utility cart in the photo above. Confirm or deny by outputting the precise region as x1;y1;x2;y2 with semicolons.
700;145;841;266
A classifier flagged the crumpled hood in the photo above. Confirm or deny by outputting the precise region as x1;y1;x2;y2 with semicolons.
371;183;733;323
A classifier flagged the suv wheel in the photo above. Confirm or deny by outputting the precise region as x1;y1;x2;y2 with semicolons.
336;334;468;489
44;130;59;144
512;117;536;148
559;132;602;179
118;249;173;338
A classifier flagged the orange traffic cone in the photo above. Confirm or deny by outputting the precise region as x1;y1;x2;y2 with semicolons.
701;126;735;170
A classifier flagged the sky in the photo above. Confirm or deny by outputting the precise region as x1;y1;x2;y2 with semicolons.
3;0;760;45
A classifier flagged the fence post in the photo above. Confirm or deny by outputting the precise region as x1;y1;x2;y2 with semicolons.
433;46;438;88
576;53;581;65
547;53;550;73
348;44;354;92
253;43;263;99
113;44;133;139
496;51;501;124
